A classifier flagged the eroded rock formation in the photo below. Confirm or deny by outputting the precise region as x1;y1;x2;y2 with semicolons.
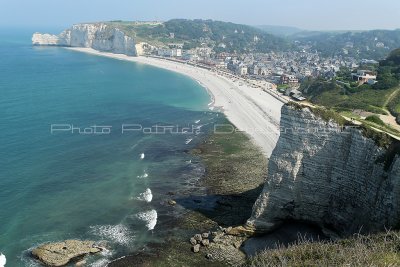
31;240;101;266
32;23;137;56
248;104;400;236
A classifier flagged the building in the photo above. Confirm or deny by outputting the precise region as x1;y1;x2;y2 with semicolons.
157;48;182;57
351;70;377;84
237;65;248;76
280;74;299;85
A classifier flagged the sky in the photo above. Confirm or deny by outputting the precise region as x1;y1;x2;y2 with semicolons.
1;0;399;31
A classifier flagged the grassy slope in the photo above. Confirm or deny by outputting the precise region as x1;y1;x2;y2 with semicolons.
307;83;396;115
247;231;400;267
388;87;400;117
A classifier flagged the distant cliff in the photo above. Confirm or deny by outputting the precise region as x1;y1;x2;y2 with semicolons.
32;23;137;56
248;104;400;237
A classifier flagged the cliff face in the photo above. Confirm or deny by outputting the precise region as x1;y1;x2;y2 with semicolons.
248;104;400;236
32;23;137;56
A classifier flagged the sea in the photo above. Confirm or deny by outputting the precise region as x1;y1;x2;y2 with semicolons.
0;28;218;266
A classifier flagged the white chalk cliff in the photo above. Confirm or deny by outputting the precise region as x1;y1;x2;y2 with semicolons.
248;104;400;236
32;23;137;56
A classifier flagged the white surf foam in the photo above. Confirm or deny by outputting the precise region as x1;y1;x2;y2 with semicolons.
136;209;157;230
0;254;6;267
137;171;148;179
137;188;153;203
89;224;132;245
140;153;145;160
195;120;201;124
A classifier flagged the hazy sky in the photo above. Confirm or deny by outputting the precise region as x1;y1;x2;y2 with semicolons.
1;0;399;31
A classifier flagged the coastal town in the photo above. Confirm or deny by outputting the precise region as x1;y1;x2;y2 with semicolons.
136;38;376;102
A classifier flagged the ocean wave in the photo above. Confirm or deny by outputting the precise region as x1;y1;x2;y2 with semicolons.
89;224;132;245
137;171;148;179
136;209;157;230
137;188;153;203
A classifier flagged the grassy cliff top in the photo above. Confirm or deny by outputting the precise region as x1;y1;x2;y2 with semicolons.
105;19;291;52
286;102;400;148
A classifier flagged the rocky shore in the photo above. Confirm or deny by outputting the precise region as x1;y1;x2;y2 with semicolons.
109;121;267;266
31;240;102;266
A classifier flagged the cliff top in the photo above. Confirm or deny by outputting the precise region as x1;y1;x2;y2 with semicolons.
286;102;400;146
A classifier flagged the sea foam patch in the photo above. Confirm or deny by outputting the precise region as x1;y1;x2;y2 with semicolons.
136;210;157;230
137;171;148;179
0;253;6;267
137;188;153;203
89;224;132;245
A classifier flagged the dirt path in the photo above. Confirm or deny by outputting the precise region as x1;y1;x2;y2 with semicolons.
380;86;400;131
384;86;400;107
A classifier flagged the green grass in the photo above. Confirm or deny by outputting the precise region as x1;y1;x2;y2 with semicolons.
339;110;362;120
247;230;400;267
388;88;400;117
287;102;400;145
310;86;395;114
365;115;385;126
303;78;397;115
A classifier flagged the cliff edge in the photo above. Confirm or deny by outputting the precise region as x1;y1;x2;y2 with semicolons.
32;23;137;56
248;103;400;236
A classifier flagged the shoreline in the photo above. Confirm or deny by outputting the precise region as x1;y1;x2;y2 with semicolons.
66;47;284;157
109;124;269;267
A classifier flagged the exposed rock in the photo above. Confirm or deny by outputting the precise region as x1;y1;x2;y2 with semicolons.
189;237;197;245
201;239;210;247
32;240;101;266
206;253;213;260
224;227;232;234
194;234;202;242
233;241;241;249
32;23;137;56
201;232;210;238
192;244;200;253
167;199;177;206
225;225;255;237
248;104;400;236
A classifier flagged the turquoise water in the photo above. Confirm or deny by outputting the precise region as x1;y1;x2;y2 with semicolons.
0;29;215;266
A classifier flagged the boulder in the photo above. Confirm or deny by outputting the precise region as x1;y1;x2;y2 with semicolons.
201;232;209;238
189;237;197;245
167;199;177;206
192;244;200;253
194;234;202;242
32;240;101;266
201;239;210;247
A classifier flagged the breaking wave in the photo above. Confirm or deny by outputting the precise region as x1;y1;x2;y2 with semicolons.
89;224;133;245
137;188;153;203
136;209;157;230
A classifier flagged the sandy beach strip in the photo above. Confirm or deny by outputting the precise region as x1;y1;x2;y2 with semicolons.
66;47;284;157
